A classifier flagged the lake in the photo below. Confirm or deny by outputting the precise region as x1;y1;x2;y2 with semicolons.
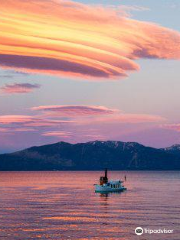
0;171;179;239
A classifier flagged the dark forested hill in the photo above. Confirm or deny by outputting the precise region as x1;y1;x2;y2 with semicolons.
0;141;179;170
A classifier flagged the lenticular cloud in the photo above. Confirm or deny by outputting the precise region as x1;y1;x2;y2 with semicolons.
31;105;117;116
0;0;180;80
0;83;41;94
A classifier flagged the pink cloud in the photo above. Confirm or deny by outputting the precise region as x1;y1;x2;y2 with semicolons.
91;114;166;124
0;104;167;151
0;115;71;127
42;131;72;138
31;105;165;124
0;83;41;94
0;115;35;124
0;127;12;133
42;130;106;141
31;105;117;116
0;106;165;140
0;110;171;151
162;123;180;132
0;127;35;133
0;0;179;80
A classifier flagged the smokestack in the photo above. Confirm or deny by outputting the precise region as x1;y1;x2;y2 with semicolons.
105;168;107;179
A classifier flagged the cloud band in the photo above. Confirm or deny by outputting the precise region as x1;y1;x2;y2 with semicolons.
0;0;180;80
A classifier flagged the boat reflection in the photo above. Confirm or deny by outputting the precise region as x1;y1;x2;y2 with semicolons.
96;191;125;208
98;191;125;198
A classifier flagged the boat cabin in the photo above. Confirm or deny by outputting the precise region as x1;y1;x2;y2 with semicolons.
107;180;123;189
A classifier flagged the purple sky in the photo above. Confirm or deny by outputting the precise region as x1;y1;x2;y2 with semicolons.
0;0;180;153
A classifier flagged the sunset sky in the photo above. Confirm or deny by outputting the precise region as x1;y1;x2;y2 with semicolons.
0;0;180;153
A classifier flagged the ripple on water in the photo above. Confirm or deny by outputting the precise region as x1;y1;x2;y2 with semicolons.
0;171;179;239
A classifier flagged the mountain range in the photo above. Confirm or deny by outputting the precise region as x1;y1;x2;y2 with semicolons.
0;141;180;171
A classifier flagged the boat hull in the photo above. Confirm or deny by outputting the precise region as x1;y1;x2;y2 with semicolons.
95;185;127;193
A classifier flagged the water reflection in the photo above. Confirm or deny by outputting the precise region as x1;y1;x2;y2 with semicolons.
0;171;179;239
98;192;124;206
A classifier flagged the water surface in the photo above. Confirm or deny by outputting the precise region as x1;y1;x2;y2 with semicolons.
0;171;179;239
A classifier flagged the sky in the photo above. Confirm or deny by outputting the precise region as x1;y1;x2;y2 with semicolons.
0;0;180;153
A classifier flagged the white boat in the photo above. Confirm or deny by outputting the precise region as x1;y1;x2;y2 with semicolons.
94;169;127;193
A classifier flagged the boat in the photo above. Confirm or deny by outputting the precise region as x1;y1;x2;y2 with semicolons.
94;169;127;193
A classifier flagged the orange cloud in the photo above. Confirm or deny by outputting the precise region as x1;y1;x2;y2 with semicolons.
0;83;41;94
0;0;179;80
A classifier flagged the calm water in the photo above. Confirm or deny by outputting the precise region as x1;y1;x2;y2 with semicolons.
0;171;179;240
